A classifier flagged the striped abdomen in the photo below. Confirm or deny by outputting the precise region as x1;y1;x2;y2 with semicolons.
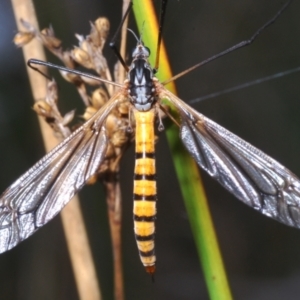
133;109;157;274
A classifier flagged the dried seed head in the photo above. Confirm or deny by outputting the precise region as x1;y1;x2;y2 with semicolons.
89;23;102;48
95;18;110;40
105;114;119;133
104;143;115;159
86;175;98;185
79;39;90;52
40;27;62;49
91;88;109;109
71;47;93;69
93;56;109;78
40;26;55;36
13;31;34;47
80;76;102;86
62;110;75;126
83;106;97;121
61;51;75;69
33;100;52;117
59;70;81;84
117;102;130;115
97;160;109;174
111;130;128;147
45;81;58;105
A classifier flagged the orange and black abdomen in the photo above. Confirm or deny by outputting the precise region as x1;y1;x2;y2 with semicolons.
133;109;157;274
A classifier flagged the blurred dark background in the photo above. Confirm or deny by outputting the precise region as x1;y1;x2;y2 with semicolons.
1;0;300;299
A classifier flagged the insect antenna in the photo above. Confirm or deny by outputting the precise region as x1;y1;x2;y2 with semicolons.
163;0;293;85
127;28;140;43
109;1;133;72
189;65;300;104
27;58;123;87
153;0;168;73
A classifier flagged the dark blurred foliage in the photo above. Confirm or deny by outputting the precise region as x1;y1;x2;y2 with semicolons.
1;0;300;299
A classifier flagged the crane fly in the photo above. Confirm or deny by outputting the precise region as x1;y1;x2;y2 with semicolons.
1;0;299;274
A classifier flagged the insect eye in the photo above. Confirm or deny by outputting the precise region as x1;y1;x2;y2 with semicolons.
132;47;138;57
144;47;150;56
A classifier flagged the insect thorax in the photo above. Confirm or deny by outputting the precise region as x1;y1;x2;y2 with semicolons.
128;56;156;112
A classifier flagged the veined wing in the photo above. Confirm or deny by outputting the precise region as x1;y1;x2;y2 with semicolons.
0;90;124;253
161;86;300;228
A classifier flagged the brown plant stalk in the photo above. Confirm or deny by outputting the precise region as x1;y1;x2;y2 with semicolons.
104;2;131;299
11;0;102;299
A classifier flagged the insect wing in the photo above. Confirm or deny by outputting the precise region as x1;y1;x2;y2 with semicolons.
0;92;122;253
162;88;300;228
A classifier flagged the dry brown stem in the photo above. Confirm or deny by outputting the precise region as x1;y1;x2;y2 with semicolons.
104;2;132;299
11;0;101;299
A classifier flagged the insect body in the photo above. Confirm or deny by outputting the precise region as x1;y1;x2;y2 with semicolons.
1;1;300;274
129;44;157;273
133;109;157;274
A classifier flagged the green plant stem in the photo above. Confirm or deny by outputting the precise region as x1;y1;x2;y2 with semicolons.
132;1;232;299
